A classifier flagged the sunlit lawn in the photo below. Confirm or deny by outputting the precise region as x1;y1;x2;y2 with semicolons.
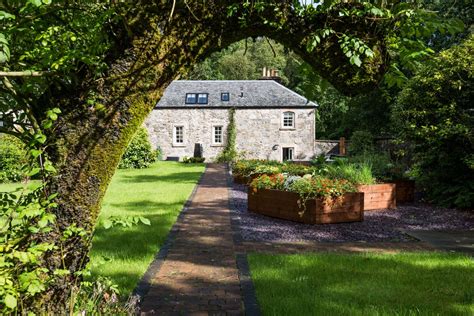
87;161;204;296
248;252;474;316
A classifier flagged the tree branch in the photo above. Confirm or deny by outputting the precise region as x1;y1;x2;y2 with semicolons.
0;71;51;77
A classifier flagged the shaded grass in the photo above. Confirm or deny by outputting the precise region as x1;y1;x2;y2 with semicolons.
248;252;474;316
88;161;205;296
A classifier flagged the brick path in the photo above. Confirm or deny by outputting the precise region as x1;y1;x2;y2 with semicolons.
140;164;243;315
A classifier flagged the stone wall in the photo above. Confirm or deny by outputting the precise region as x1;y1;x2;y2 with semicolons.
145;108;316;161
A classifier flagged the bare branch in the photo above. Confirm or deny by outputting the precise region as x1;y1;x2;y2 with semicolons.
0;71;51;77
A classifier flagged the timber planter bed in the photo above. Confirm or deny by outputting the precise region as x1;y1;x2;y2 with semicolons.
248;189;364;224
357;183;396;210
393;180;415;203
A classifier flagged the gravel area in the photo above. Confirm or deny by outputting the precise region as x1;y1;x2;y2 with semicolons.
230;183;474;243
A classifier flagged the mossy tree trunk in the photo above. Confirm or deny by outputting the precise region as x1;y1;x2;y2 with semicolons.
39;1;389;311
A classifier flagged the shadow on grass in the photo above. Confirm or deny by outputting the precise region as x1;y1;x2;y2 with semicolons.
121;172;204;183
248;252;474;315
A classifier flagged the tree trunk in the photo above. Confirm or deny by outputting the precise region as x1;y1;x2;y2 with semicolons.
36;1;389;311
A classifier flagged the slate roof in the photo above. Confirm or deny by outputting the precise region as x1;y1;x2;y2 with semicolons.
155;80;318;108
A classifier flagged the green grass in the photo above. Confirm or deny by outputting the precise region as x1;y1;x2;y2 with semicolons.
87;161;204;296
248;252;474;316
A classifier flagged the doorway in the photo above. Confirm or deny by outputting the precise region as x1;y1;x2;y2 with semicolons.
282;147;294;161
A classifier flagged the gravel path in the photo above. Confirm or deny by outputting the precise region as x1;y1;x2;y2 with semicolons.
230;183;474;243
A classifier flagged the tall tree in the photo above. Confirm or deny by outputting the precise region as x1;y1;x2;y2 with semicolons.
1;0;457;311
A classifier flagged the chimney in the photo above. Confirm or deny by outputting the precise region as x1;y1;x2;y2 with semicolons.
260;67;282;83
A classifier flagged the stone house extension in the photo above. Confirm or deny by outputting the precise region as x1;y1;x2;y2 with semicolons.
145;80;318;162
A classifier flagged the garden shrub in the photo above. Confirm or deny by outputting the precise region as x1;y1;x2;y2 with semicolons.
182;156;205;163
0;134;27;183
348;131;375;156
118;127;157;169
393;35;474;208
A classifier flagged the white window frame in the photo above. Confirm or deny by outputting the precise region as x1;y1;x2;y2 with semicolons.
172;125;185;147
281;111;295;129
212;125;224;146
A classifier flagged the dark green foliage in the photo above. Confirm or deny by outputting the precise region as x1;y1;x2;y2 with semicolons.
118;127;157;169
0;134;27;183
393;35;474;208
348;131;374;156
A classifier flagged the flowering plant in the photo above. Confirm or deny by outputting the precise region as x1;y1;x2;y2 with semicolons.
250;174;285;193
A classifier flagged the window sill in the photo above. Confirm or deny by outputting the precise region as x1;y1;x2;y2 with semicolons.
172;144;186;148
210;144;225;147
280;128;296;131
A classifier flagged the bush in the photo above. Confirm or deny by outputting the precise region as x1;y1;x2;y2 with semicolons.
0;134;27;183
348;131;374;156
392;35;474;208
118;127;157;169
182;156;205;163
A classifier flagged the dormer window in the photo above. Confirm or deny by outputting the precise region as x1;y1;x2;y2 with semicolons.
221;93;230;101
185;93;197;104
185;93;208;104
197;93;208;104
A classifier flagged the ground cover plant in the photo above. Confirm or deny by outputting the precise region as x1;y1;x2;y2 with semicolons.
248;252;474;315
88;161;204;295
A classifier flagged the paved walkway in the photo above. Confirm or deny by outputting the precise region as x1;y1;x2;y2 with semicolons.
140;164;243;314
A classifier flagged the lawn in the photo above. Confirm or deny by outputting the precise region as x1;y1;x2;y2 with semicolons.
248;252;474;316
87;161;204;296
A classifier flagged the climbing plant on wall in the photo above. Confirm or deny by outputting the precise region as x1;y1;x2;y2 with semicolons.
216;108;237;163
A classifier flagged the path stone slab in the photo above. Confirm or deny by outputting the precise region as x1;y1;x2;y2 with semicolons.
404;230;474;255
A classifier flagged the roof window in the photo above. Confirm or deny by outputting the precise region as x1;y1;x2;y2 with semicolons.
221;93;230;101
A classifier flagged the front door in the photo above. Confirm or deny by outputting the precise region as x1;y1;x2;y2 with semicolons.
282;147;294;161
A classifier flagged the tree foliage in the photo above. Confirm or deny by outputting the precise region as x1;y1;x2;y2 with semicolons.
393;35;474;208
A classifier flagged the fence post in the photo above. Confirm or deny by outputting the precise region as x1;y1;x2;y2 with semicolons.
339;137;346;156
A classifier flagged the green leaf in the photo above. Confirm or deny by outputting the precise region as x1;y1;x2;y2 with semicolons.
350;55;362;67
4;294;17;309
30;149;42;158
29;0;43;6
27;168;41;177
0;11;16;20
139;217;151;225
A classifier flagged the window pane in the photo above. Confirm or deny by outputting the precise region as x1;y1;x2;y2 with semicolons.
186;93;197;104
197;93;208;104
175;126;184;143
214;126;223;143
221;93;230;101
283;112;294;127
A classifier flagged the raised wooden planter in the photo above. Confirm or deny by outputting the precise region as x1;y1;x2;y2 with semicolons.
357;183;396;211
393;180;415;203
248;189;364;224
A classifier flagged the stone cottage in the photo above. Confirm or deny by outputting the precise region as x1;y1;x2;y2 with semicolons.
145;80;318;161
